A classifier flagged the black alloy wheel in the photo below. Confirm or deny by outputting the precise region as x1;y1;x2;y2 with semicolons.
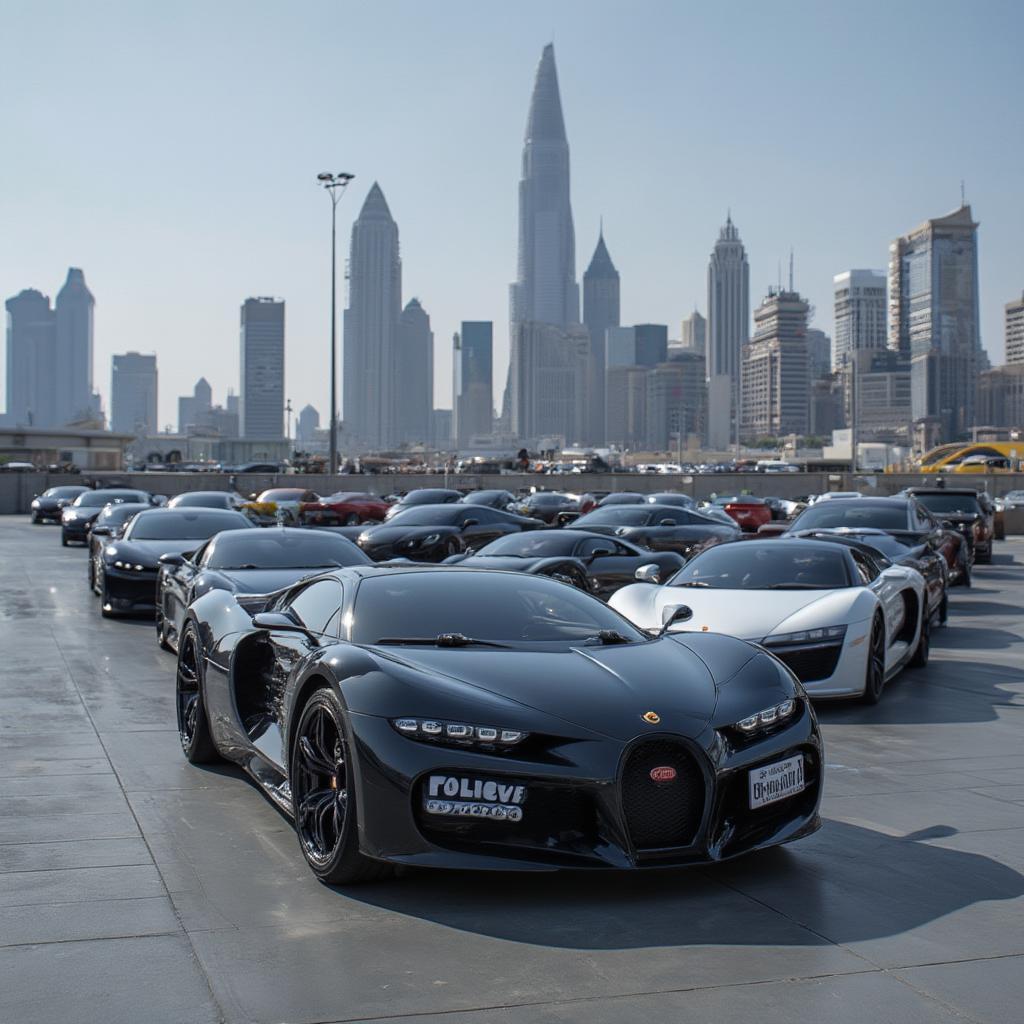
861;615;887;705
290;689;388;884
175;624;219;763
156;608;174;652
910;611;930;668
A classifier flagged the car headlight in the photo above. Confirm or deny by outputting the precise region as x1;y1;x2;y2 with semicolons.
420;533;441;546
113;560;148;571
762;625;847;646
31;499;40;508
391;717;527;749
735;699;798;733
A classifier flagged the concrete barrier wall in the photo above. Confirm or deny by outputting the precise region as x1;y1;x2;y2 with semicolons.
5;470;1024;530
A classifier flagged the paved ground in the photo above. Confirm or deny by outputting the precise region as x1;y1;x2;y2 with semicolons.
1;517;1022;1024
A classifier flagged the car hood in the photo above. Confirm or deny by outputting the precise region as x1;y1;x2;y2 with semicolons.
360;525;458;545
217;567;328;593
368;637;742;742
612;583;862;639
110;539;202;564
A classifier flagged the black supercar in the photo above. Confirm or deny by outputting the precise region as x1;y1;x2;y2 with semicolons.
176;566;822;884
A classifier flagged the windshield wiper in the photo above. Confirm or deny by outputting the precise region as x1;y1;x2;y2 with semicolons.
584;630;633;645
376;633;512;649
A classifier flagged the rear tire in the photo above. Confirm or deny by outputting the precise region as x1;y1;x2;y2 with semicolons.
910;612;930;668
175;624;219;764
290;689;390;885
860;616;886;705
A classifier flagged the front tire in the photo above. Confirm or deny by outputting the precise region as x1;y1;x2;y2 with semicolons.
910;611;930;668
156;608;174;652
290;689;389;885
175;623;219;764
61;532;69;547
861;615;886;705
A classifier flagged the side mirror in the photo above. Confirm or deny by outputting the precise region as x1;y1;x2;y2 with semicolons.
159;552;186;567
659;604;693;635
251;611;306;632
635;564;662;584
463;518;479;528
90;525;112;537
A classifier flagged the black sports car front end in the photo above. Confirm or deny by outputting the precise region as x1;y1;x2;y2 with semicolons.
181;566;822;883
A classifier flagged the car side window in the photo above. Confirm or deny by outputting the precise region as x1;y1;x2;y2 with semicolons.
287;579;343;635
849;550;878;584
577;537;611;558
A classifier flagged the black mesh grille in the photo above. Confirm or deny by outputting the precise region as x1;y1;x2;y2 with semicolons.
621;740;705;851
773;643;842;683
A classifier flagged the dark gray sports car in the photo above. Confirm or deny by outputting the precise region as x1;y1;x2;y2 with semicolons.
176;566;823;885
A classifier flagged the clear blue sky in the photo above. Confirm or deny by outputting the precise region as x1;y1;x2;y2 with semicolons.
3;0;1022;428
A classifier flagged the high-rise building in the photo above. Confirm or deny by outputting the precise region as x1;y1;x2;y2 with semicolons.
343;183;402;451
706;214;750;448
395;298;433;445
178;377;212;433
605;365;647;449
809;377;844;437
54;268;95;424
833;269;887;371
645;354;706;451
606;326;636;368
856;350;912;443
889;205;984;441
679;311;706;355
453;322;494;448
741;288;809;439
582;229;620;444
430;408;453;448
509;44;579;333
111;352;158;437
239;297;285;440
976;364;1024;428
667;347;707;441
634;324;668;368
296;404;320;445
1006;293;1024;365
806;329;832;382
4;289;56;427
509;321;589;445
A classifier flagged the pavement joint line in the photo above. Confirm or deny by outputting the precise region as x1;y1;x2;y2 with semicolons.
0;861;154;876
48;623;229;1023
0;929;183;951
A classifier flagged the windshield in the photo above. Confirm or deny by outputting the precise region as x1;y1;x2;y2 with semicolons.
126;511;251;541
792;503;909;531
525;494;573;506
386;506;463;526
257;489;308;502
914;493;982;515
74;490;148;508
44;487;86;499
477;533;574;557
462;491;507;505
576;507;651;526
169;492;234;508
351;572;645;645
671;543;850;590
205;530;370;569
399;490;459;505
97;503;150;527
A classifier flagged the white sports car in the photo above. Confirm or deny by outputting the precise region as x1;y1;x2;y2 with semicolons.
610;537;929;703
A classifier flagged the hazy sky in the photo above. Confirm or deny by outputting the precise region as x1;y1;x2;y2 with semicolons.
3;0;1022;429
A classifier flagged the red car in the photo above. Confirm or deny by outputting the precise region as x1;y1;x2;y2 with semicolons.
298;492;391;526
711;495;773;532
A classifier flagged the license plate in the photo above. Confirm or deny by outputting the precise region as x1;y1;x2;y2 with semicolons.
749;754;805;809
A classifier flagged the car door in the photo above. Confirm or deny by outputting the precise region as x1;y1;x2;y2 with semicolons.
459;508;511;548
855;549;904;648
576;536;637;597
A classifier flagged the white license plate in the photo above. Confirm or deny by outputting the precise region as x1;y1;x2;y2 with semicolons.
749;754;805;809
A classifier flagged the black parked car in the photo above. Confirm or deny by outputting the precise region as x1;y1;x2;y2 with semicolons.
901;487;994;564
780;496;971;586
571;504;739;559
30;485;89;523
167;490;247;510
445;529;685;599
358;504;543;561
156;527;371;653
61;488;155;546
94;507;253;618
175;565;822;883
87;503;154;590
459;489;516;510
384;488;464;521
510;492;580;524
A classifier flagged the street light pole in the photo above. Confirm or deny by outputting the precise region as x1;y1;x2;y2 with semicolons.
317;172;355;476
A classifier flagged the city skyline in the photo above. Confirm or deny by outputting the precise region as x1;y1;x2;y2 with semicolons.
2;2;1023;428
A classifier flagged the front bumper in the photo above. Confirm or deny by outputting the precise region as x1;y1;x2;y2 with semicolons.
102;566;159;613
765;620;872;699
62;519;93;540
346;709;822;871
33;505;64;522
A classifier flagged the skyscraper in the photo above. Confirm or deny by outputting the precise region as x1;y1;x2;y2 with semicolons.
706;215;750;448
343;183;402;451
741;288;809;439
680;311;706;355
54;268;95;424
111;352;158;437
296;404;320;445
634;324;669;367
833;270;887;370
582;229;619;444
1006;293;1024;365
395;298;433;445
806;328;832;382
889;205;983;443
4;289;55;427
509;44;579;332
239;297;285;439
453;322;494;449
178;377;212;434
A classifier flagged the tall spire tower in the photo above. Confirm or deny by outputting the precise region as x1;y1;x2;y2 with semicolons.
583;228;620;444
510;44;579;331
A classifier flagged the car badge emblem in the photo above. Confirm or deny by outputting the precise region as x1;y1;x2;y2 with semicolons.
642;711;660;724
701;625;710;632
649;766;677;783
